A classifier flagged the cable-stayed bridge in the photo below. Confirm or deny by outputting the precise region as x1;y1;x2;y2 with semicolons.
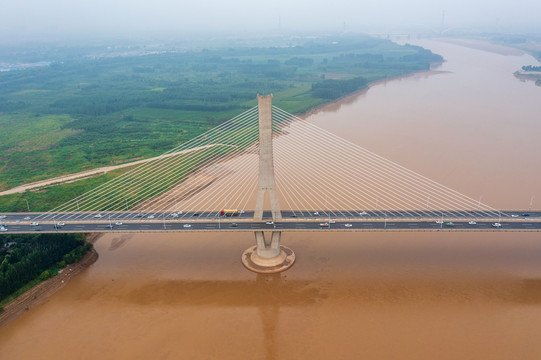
1;95;539;272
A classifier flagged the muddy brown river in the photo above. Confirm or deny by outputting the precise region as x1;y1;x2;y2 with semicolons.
1;38;541;359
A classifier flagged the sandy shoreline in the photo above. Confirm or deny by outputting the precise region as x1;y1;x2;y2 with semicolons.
434;37;525;56
0;233;101;329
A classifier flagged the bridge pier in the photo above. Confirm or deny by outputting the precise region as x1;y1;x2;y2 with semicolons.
242;231;295;273
242;94;295;273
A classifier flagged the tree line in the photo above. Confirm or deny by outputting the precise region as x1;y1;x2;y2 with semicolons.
0;233;92;302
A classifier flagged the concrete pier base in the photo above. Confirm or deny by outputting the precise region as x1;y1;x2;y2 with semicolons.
242;245;295;274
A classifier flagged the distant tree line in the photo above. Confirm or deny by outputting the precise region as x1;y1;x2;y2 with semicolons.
522;65;541;72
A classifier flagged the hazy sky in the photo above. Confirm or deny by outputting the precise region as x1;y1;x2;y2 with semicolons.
1;0;540;39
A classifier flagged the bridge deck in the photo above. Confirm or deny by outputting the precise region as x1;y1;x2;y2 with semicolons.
1;210;539;234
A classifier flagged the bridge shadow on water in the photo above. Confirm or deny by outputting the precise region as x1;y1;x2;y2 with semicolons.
118;273;323;360
105;273;541;360
115;276;541;307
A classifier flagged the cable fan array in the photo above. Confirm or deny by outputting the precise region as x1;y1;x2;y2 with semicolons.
36;105;503;221
271;106;502;219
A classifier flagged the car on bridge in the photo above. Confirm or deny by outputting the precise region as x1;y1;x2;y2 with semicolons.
445;222;454;226
30;222;39;226
266;221;274;225
94;214;103;218
468;221;477;225
344;223;352;228
492;222;502;227
115;222;123;226
183;224;191;228
0;226;7;232
319;222;329;227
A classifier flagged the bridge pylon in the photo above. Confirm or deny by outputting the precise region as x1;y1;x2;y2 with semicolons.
242;94;295;273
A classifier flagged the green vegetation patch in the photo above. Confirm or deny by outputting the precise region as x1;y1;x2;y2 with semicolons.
0;114;77;152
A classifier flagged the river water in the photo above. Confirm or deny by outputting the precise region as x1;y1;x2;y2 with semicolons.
1;38;541;360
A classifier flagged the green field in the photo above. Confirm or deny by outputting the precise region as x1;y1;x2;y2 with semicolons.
0;34;442;211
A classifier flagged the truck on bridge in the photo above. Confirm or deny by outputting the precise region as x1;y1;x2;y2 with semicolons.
220;209;239;216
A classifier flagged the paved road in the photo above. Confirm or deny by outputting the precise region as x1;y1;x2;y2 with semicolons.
1;219;540;234
1;209;539;223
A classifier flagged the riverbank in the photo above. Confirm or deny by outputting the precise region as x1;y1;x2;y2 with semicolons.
301;69;448;119
0;233;101;329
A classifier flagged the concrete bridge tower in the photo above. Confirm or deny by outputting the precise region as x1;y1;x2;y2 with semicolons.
241;94;295;273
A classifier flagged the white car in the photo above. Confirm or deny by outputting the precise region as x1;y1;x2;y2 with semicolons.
344;223;353;228
511;214;519;218
147;215;155;219
30;222;40;226
115;222;123;226
57;222;65;226
359;211;368;216
313;211;320;216
183;224;191;228
23;216;31;220
329;219;336;224
0;227;7;232
170;213;179;217
468;221;477;225
435;220;444;224
0;215;6;219
492;222;502;227
266;221;274;225
94;214;103;218
239;210;245;214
